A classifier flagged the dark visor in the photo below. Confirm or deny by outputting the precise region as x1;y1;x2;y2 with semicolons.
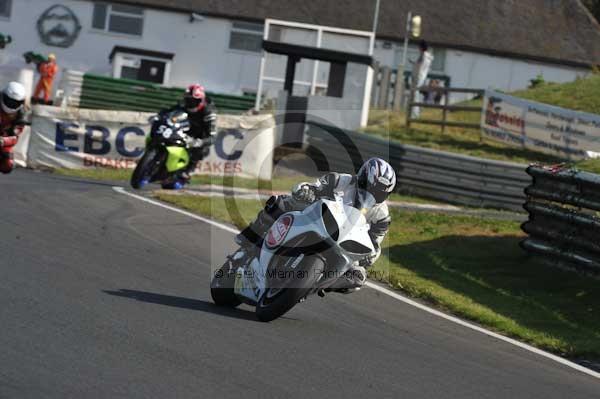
358;176;390;203
184;96;203;108
372;181;392;203
372;189;389;204
3;93;23;110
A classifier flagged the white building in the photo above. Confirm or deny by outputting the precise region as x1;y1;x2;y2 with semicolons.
0;0;598;100
0;0;264;94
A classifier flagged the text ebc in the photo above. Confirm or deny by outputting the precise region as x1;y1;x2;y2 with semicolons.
54;122;244;160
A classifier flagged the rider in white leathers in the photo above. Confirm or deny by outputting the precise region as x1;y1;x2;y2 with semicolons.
236;158;397;293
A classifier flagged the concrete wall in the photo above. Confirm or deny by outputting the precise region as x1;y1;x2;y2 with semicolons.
372;39;590;102
0;0;261;94
445;49;588;101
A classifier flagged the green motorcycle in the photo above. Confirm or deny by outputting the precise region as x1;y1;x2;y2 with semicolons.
130;110;193;190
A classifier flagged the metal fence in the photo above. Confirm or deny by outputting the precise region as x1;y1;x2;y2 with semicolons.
521;166;600;275
305;123;529;211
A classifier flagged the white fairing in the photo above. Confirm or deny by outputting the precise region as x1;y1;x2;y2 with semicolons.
326;197;372;245
235;192;376;303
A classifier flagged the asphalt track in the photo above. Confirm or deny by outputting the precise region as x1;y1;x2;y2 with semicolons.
1;169;599;398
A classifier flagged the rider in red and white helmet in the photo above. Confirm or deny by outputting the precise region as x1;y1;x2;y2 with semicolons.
0;82;26;174
161;84;217;188
184;84;208;113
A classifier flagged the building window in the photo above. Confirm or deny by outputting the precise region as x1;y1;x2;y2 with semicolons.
92;3;144;36
229;21;263;53
110;46;174;85
0;0;12;18
117;57;167;84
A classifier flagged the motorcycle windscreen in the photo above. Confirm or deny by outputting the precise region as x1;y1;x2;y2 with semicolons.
165;146;190;173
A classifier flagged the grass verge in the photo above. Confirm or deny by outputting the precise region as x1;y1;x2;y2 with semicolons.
156;193;600;359
154;192;262;229
52;167;444;205
365;108;564;165
575;159;600;174
53;167;301;191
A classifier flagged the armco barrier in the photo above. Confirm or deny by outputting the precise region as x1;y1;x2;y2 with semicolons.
521;166;600;275
305;123;529;211
57;71;256;114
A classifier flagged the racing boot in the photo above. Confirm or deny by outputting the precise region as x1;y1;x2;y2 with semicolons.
234;196;284;263
234;210;272;256
179;170;192;183
161;179;185;190
161;170;191;190
230;225;263;269
235;196;281;246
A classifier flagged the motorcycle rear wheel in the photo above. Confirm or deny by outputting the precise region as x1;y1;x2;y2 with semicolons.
256;255;324;322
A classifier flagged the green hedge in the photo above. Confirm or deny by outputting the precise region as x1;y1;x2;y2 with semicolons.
79;74;256;113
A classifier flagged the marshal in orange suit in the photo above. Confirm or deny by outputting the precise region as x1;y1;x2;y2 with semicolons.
33;53;58;105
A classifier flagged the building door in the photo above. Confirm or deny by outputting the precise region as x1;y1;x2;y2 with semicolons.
282;96;308;147
138;59;166;84
138;59;165;84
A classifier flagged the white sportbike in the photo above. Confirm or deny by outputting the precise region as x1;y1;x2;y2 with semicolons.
210;189;377;322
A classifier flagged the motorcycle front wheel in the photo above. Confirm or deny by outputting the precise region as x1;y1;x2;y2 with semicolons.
130;148;165;189
256;255;324;322
210;260;242;307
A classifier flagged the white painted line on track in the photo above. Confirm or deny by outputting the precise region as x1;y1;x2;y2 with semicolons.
364;282;600;379
113;186;600;380
112;187;239;234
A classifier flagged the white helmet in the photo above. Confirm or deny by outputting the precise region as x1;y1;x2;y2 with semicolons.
357;158;397;203
1;81;26;114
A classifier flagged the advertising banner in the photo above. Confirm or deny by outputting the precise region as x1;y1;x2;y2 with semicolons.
481;90;600;160
27;106;275;180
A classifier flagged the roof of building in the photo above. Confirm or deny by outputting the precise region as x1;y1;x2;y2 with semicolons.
112;0;600;67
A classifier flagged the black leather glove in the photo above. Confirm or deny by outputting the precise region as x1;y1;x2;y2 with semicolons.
293;184;316;203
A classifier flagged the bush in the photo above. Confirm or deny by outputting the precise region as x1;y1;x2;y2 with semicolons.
529;74;545;89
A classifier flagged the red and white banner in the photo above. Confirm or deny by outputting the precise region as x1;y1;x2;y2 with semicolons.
481;90;600;160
